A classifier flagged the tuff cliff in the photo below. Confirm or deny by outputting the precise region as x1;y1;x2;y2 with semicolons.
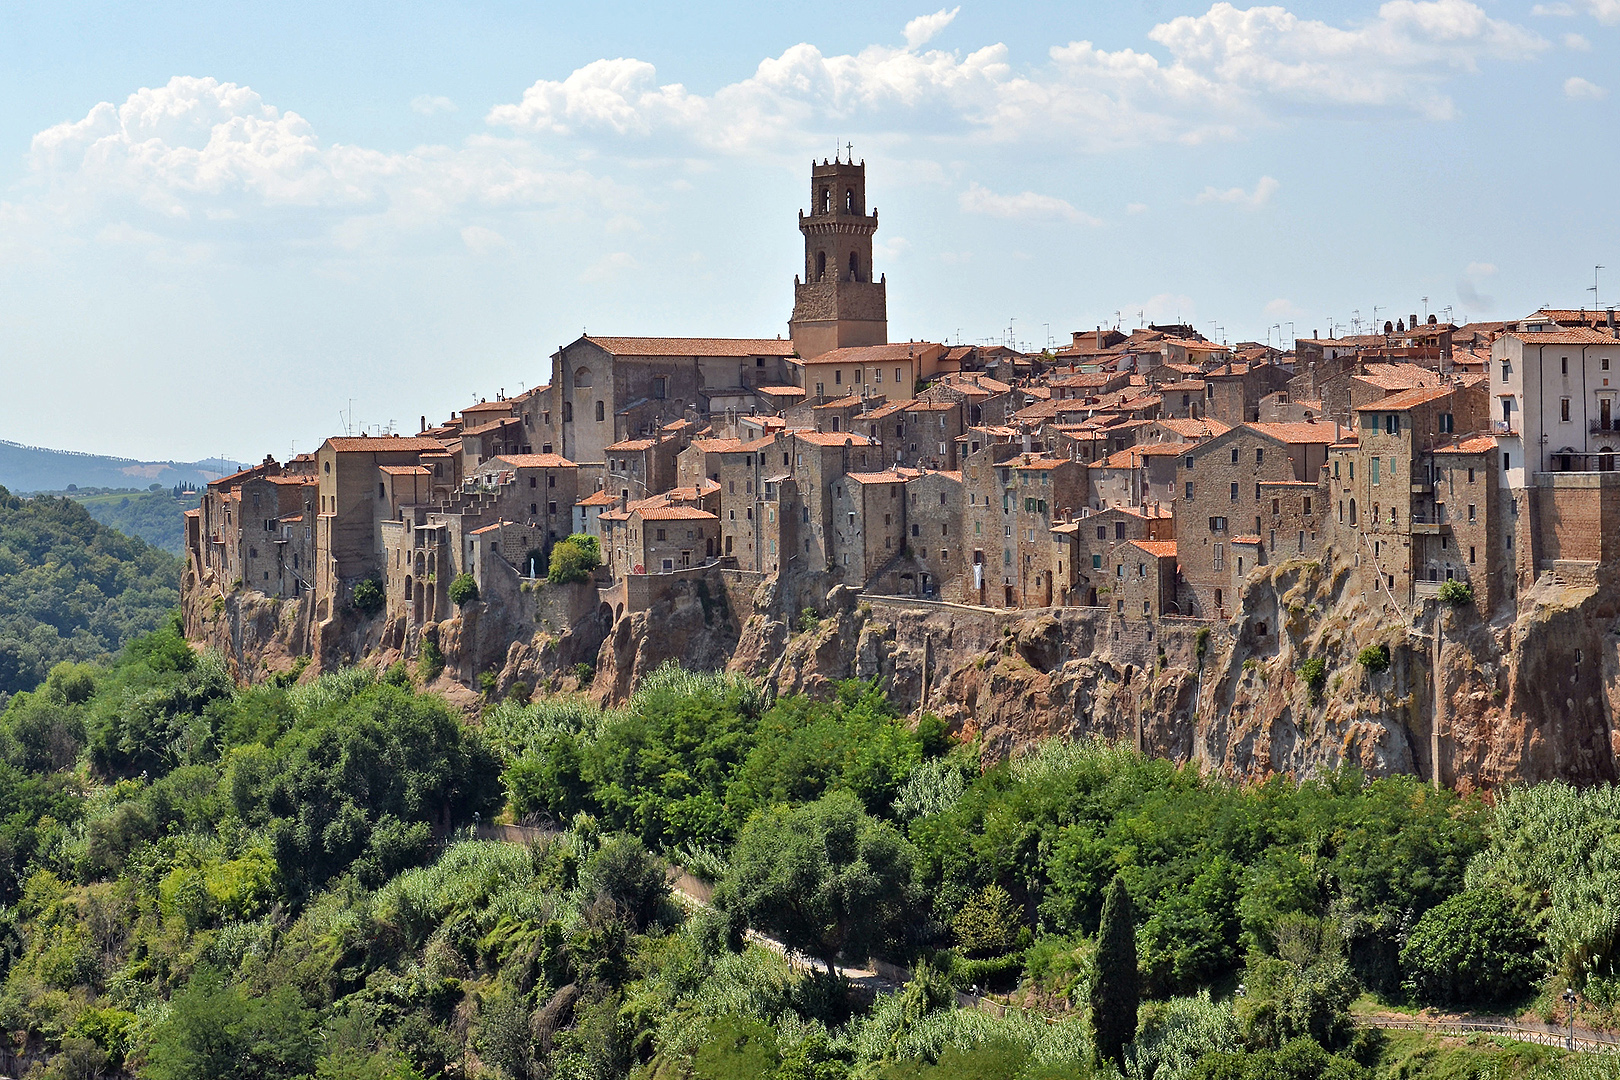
184;552;1619;786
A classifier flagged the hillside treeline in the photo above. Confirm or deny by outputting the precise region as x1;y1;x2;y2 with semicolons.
0;487;179;702
0;623;1618;1079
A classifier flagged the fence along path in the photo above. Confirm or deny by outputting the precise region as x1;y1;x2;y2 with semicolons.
473;826;1620;1050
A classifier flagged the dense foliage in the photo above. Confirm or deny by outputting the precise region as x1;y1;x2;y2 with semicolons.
1;613;1617;1079
0;486;180;702
546;534;601;585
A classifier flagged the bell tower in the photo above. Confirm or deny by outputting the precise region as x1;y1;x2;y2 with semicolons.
789;155;888;358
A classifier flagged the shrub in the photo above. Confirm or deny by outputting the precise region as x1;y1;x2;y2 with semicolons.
547;534;602;584
1400;889;1540;1007
953;883;1022;958
417;638;444;683
574;662;596;687
1438;578;1474;607
1196;627;1211;666
448;573;479;607
1092;875;1139;1069
1356;643;1390;674
351;577;385;616
798;607;821;634
1299;657;1327;703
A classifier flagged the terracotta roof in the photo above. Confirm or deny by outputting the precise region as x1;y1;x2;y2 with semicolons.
1353;363;1443;390
1154;418;1231;438
904;400;958;412
1231;535;1263;545
183;507;201;518
813;394;864;409
265;475;315;486
863;402;908;420
582;335;797;357
1245;422;1339;445
755;385;807;396
379;465;432;476
1505;328;1620;345
604;438;656;452
635;505;718;521
796;342;940;364
578;490;619;507
1354;385;1454;411
1433;436;1499;454
470;521;510;535
493;453;577;468
1129;540;1178;558
461;400;514;413
689;438;744;453
792;431;878;447
460;419;520;437
324;437;449;453
845;469;922;484
1014;458;1073;471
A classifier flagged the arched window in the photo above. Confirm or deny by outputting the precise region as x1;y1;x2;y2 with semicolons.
845;188;855;212
848;251;859;280
815;251;826;280
595;400;604;422
1349;498;1357;525
820;187;831;213
574;365;593;387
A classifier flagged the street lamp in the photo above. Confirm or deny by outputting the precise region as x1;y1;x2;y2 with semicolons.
1564;987;1577;1051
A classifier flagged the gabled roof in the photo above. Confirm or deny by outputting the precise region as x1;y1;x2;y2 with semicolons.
577;490;619;507
795;342;942;364
323;437;448;453
579;335;797;357
1504;327;1620;345
791;431;878;447
635;505;719;521
492;453;578;468
379;465;431;476
1433;435;1499;454
1129;540;1178;558
1244;422;1339;445
1354;385;1454;412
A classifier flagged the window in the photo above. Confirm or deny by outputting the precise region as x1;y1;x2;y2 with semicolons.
895;367;903;383
1117;564;1125;578
1563;357;1569;375
1213;544;1224;570
1501;362;1511;381
652;377;667;399
1562;398;1572;422
835;369;842;384
1115;521;1126;540
1605;357;1612;371
594;400;604;422
1256;448;1264;464
1186;481;1194;499
1439;412;1454;433
1185;455;1194;469
1470;545;1477;564
1385;414;1399;435
562;402;572;422
1272;498;1280;514
874;368;882;383
1371;458;1380;484
1137;562;1146;577
1230;482;1239;500
1230;447;1239;464
1503;452;1511;470
1303;497;1312;515
1468;504;1476;522
1468;467;1475;483
1096;525;1106;541
911;524;920;537
1092;553;1102;569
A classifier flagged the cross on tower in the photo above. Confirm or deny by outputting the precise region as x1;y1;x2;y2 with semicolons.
845;141;853;160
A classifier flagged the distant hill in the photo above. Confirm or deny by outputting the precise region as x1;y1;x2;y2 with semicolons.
43;487;201;556
0;486;180;702
0;439;245;494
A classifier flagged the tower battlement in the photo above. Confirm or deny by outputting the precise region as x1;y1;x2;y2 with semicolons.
789;157;888;358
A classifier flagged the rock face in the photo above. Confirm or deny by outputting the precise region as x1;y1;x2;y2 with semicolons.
186;549;1620;784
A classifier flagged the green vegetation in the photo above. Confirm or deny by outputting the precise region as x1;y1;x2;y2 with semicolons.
1;603;1617;1079
1356;643;1390;674
52;486;199;555
1298;657;1328;703
449;572;480;607
546;534;601;584
351;576;385;616
0;485;180;703
1437;578;1474;607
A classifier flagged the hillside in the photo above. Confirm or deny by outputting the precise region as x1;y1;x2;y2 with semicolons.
0;486;180;701
0;439;242;493
0;646;1609;1080
54;487;200;555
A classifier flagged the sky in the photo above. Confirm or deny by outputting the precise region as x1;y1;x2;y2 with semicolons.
1;1;1616;461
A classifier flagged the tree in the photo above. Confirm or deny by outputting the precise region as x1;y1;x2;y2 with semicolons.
1438;578;1474;607
546;534;601;585
1091;874;1139;1069
580;834;669;930
352;577;385;616
448;573;479;607
719;789;916;970
1400;889;1540;1006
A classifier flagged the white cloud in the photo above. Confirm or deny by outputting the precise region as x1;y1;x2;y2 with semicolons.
1565;75;1608;98
1126;202;1149;214
959;182;1100;224
1531;3;1576;14
1466;261;1497;276
20;76;622;249
1564;32;1593;48
486;2;1548;157
579;251;639;282
904;7;960;50
1265;297;1304;317
1553;0;1620;22
1194;175;1279;208
411;94;458;116
460;224;509;254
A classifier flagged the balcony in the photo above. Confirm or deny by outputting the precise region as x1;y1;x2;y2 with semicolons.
1493;420;1518;435
1592;421;1620;435
1409;512;1449;535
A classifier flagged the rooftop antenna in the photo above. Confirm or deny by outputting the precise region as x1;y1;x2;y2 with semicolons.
1137;309;1144;327
1422;296;1429;320
1286;321;1294;346
1590;265;1604;310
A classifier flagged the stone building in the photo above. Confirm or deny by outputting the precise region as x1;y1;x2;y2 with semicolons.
789;156;888;358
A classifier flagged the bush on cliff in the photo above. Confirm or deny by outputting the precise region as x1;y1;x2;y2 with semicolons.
1438;578;1474;607
351;577;385;616
448;572;479;607
546;534;601;585
1356;643;1390;674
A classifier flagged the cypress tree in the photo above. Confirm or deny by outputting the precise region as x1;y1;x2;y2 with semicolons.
1090;873;1139;1068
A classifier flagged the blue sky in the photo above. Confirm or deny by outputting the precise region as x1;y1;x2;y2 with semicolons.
1;0;1616;460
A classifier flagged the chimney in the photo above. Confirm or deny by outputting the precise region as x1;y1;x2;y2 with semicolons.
420;415;427;432
1313;329;1319;340
1409;314;1417;331
1334;420;1341;442
1096;326;1103;350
